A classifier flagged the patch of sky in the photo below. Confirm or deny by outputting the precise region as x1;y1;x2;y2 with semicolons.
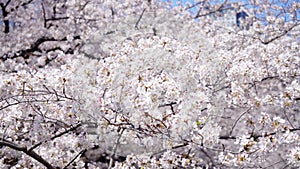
160;0;300;24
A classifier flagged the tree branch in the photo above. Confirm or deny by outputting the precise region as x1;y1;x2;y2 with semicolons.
135;8;146;29
256;23;300;45
194;0;229;19
108;128;125;169
0;138;54;169
220;127;300;140
150;142;189;158
0;35;80;61
229;107;251;136
28;123;82;151
63;149;87;169
0;1;10;33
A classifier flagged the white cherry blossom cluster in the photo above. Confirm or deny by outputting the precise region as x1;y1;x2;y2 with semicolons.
1;0;300;168
96;35;213;153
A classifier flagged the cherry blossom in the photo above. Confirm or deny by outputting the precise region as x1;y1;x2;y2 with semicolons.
0;0;300;168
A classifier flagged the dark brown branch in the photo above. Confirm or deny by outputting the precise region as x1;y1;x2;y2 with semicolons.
0;138;54;169
4;0;12;8
0;99;66;111
63;149;87;169
0;35;80;61
158;102;177;114
41;2;69;29
9;0;34;12
150;142;189;158
108;128;125;168
262;160;285;169
257;23;300;45
212;84;231;94
1;37;64;60
46;16;70;22
220;127;300;140
283;108;295;129
252;127;300;140
185;1;203;10
200;148;214;166
0;1;11;33
111;6;115;17
28;123;82;151
219;135;236;139
229;107;251;136
135;8;146;29
194;0;228;19
0;88;75;114
0;0;34;33
41;2;47;28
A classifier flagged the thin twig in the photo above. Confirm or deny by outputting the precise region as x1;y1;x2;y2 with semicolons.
63;149;87;169
229;107;251;136
150;142;189;158
282;108;295;129
135;8;146;29
108;128;125;169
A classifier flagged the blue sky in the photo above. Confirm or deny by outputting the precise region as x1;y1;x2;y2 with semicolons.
160;0;300;22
